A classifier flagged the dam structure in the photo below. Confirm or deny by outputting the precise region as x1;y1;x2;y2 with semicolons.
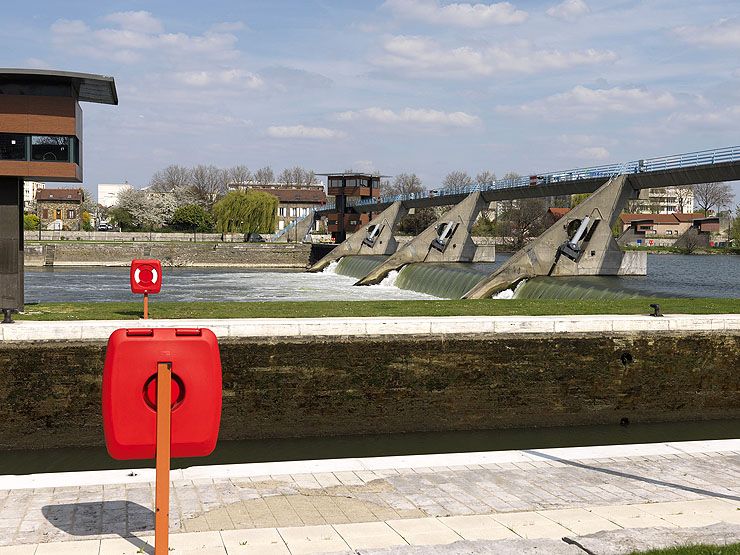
304;145;740;297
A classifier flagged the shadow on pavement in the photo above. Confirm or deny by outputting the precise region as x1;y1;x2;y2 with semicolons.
42;501;154;554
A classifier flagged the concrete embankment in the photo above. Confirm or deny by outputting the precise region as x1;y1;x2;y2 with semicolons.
0;314;737;450
24;241;313;268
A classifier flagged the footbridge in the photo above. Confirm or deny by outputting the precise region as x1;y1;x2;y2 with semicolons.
306;145;740;297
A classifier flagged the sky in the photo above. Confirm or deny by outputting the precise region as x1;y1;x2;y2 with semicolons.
3;0;739;201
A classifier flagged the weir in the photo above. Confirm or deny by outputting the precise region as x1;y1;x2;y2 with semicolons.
308;201;407;272
464;175;645;299
355;192;490;286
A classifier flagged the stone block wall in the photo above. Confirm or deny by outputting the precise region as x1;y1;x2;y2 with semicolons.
0;331;737;450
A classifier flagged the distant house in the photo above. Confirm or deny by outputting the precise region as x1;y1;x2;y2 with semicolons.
619;212;705;237
227;182;326;232
545;207;570;227
37;188;84;230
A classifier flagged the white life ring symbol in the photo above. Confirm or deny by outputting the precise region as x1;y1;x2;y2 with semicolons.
134;267;158;285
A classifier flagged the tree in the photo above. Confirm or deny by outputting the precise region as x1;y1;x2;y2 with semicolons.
674;186;694;213
24;214;40;230
476;171;496;186
149;165;192;192
693;182;733;215
253;166;275;186
443;171;473;189
226;165;251;186
81;211;93;231
731;205;740;248
571;193;590;207
383;173;423;196
191;165;227;204
496;198;548;250
212;190;278;235
170;204;215;232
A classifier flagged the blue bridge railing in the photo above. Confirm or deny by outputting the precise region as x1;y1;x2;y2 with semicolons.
311;145;738;211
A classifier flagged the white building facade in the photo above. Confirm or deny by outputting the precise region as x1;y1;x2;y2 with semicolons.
23;180;45;212
632;187;695;214
98;183;132;208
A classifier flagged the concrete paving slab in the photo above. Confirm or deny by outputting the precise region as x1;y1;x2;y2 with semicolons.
98;536;155;555
586;504;676;528
277;524;351;555
333;521;408;549
358;537;583;554
385;517;462;546
631;498;740;527
221;528;289;554
437;514;518;540
537;507;622;535
0;547;37;555
492;511;572;539
168;531;225;553
35;538;101;554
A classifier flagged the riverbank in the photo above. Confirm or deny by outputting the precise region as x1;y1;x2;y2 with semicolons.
24;241;313;268
0;440;738;553
13;298;740;320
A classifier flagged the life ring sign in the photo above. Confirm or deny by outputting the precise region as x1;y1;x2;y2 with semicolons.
130;259;162;294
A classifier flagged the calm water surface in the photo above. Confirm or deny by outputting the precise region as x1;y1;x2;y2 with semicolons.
0;419;737;475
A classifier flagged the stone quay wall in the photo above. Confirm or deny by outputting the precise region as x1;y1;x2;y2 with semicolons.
24;242;312;268
0;326;737;450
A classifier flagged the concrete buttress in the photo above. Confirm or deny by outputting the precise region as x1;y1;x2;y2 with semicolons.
355;192;488;286
464;175;644;299
307;201;408;272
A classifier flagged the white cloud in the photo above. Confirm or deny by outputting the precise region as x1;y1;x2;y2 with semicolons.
546;0;589;20
50;15;240;64
674;17;740;48
578;146;610;160
375;35;615;78
384;0;527;27
497;85;679;120
103;10;163;34
172;69;263;89
336;107;480;127
266;125;346;139
665;105;740;130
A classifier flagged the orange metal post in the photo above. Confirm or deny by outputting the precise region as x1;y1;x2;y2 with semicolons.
155;361;172;555
143;293;149;320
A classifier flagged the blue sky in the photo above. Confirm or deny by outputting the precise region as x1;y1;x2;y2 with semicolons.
3;0;739;199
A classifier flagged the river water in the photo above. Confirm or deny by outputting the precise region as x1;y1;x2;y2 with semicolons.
24;254;740;302
0;419;738;475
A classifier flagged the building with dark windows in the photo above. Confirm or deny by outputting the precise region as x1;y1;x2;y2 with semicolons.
322;173;384;242
1;69;117;321
37;188;84;230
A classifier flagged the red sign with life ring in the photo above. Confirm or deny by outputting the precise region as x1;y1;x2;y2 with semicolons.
130;259;162;294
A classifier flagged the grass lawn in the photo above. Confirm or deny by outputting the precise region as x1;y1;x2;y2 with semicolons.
15;297;740;321
632;543;740;554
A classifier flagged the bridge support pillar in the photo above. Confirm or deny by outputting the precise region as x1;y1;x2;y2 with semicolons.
356;192;487;286
464;175;643;299
308;201;408;272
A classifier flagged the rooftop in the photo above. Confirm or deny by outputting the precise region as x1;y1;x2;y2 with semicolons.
0;68;118;105
36;188;83;202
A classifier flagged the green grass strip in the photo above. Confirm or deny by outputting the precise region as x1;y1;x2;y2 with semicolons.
15;298;740;321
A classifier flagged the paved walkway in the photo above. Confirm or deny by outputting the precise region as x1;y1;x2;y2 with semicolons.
0;440;738;554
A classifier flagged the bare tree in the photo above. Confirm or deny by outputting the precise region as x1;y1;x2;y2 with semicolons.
476;171;496;186
254;166;275;186
149;165;192;192
693;182;733;215
674;186;694;213
383;173;423;196
443;171;473;189
191;165;227;204
226;165;251;186
497;198;548;250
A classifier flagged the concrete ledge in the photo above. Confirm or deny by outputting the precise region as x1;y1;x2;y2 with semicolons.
2;314;739;341
0;439;737;491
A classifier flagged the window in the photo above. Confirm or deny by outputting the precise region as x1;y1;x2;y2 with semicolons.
67;210;76;219
55;209;62;220
42;209;48;219
279;207;286;216
31;136;70;162
0;134;26;160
